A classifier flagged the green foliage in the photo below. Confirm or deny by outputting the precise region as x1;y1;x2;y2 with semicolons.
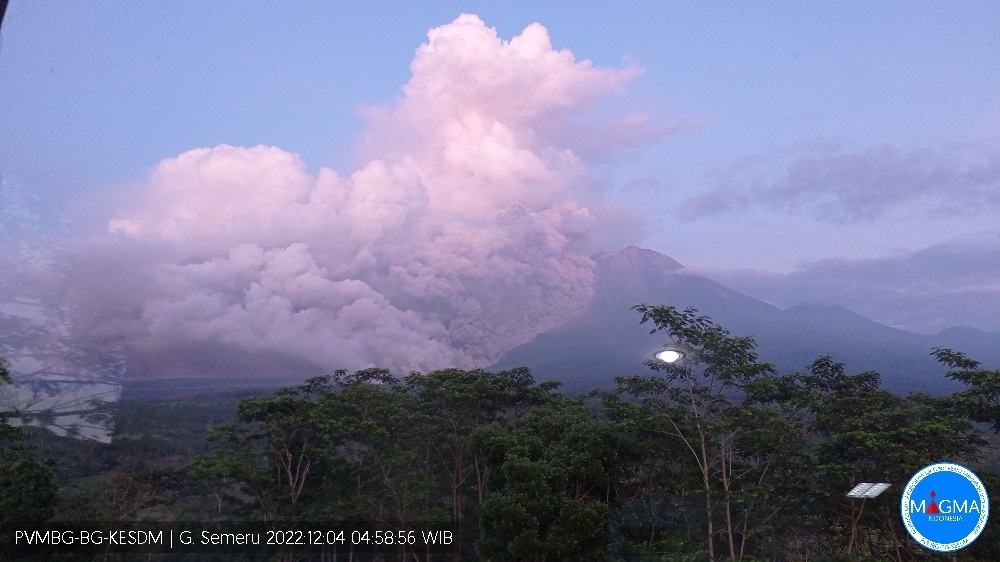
473;398;633;560
615;304;789;560
933;347;1000;433
0;357;59;557
194;365;562;561
7;314;1000;561
788;356;987;558
0;443;58;524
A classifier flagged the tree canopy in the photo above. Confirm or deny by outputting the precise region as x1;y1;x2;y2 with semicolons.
4;305;1000;561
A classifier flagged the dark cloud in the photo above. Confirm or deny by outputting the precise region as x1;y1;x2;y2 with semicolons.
682;142;1000;223
700;233;1000;334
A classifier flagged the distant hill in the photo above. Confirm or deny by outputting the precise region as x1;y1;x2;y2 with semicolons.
493;246;1000;394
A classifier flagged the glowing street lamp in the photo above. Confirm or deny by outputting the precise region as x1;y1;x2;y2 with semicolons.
655;349;683;363
654;345;687;364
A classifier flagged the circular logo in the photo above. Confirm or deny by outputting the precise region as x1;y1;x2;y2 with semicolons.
900;463;990;552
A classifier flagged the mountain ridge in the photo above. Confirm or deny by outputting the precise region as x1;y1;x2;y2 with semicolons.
494;246;1000;393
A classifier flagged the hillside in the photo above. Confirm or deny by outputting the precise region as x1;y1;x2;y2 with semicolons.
494;246;1000;393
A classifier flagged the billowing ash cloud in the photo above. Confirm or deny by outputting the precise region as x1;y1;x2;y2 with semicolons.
92;14;651;376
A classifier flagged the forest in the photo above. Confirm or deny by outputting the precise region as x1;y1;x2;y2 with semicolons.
1;304;999;561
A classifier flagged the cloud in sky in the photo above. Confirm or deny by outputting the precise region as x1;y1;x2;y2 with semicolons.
79;14;661;376
701;232;1000;334
682;142;1000;223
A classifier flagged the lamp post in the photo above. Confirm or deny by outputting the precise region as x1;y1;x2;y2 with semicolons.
844;482;890;555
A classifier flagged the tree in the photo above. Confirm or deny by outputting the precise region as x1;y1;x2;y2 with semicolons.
197;370;366;521
405;366;561;559
931;348;1000;561
614;304;776;560
0;357;59;528
621;304;774;559
933;347;1000;433
472;397;633;561
786;356;985;560
185;312;1000;561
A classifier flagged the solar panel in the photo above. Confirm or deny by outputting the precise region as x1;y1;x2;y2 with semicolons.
863;483;891;498
846;482;890;498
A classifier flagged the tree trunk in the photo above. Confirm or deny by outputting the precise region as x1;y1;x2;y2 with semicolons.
720;443;736;560
700;427;715;560
847;499;865;555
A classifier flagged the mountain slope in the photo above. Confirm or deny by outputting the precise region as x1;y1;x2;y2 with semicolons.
493;246;1000;393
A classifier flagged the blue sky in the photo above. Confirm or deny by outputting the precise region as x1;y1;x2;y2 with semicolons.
1;2;999;373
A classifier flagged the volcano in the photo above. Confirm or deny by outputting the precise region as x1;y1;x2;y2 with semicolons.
492;246;1000;393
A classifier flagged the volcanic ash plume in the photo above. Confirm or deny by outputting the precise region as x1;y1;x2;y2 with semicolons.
104;14;647;375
